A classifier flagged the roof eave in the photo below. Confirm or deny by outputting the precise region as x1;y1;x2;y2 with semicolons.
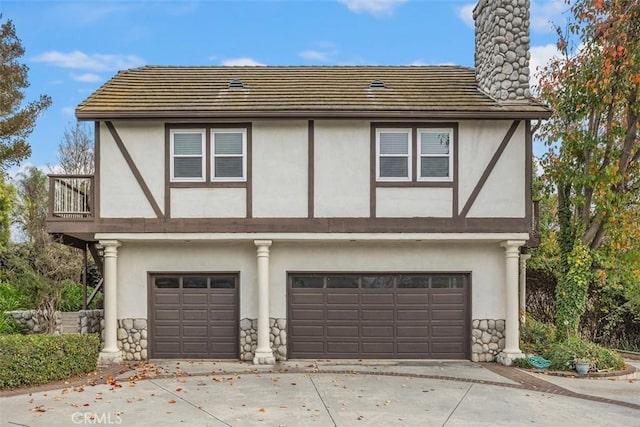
76;109;552;121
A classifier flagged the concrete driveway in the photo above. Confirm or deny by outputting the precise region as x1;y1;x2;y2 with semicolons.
1;360;638;426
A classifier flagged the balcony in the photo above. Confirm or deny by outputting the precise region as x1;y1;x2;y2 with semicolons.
48;175;94;220
526;200;541;248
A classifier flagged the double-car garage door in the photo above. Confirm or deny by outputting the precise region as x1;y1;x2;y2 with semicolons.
288;273;469;359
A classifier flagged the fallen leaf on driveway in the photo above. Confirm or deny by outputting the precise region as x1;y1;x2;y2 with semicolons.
259;408;266;413
168;399;176;404
31;405;46;412
176;387;182;392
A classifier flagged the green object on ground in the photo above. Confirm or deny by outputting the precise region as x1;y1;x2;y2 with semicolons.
528;355;551;369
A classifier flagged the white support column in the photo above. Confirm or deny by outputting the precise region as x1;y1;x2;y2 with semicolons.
499;240;526;363
253;240;275;365
98;240;122;366
519;253;531;326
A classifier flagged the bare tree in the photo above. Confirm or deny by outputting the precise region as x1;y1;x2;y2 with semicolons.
57;122;94;174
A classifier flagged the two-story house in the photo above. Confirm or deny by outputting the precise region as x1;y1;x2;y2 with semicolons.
47;0;550;365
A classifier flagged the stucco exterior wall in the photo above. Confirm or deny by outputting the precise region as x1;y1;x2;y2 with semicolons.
376;187;452;218
467;124;526;217
458;120;526;218
99;122;158;218
314;120;370;217
115;240;506;321
109;121;165;213
95;119;528;221
252;121;308;218
171;188;246;218
117;242;257;319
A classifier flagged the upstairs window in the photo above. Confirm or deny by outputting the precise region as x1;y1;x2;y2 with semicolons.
212;130;247;181
418;129;453;181
376;129;411;181
171;129;205;182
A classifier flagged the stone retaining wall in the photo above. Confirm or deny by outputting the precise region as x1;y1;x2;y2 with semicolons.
5;310;62;334
240;318;287;361
78;309;104;336
471;319;506;362
117;318;148;361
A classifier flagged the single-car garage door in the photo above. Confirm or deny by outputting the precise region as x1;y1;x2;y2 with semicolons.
288;273;469;359
149;274;238;359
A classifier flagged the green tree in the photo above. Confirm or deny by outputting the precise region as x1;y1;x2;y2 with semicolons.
538;0;640;340
0;15;51;170
0;172;16;249
13;166;48;246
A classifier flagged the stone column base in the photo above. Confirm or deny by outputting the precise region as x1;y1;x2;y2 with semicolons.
497;351;525;366
98;350;123;367
253;351;276;365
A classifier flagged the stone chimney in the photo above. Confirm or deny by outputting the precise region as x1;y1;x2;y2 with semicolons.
473;0;531;101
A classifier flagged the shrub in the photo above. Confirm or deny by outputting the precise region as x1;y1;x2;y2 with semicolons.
0;281;29;335
513;357;534;369
0;313;25;334
0;333;100;389
545;337;625;371
58;280;103;312
0;281;29;311
520;316;556;356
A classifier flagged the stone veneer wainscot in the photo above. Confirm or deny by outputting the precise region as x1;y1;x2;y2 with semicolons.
117;318;148;361
471;319;506;362
240;318;287;361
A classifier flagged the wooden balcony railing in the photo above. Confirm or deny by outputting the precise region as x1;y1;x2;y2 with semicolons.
527;200;541;247
48;175;94;219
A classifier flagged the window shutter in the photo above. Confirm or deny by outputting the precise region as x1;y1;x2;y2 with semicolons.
420;132;449;155
380;157;409;178
174;157;203;178
379;132;409;154
214;132;243;154
421;157;449;177
174;133;203;155
214;157;243;178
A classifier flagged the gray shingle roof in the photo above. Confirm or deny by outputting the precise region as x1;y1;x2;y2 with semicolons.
76;66;551;119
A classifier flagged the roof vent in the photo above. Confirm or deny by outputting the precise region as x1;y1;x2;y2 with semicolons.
369;79;385;89
228;79;245;89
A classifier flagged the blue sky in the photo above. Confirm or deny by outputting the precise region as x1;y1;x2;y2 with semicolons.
2;0;568;172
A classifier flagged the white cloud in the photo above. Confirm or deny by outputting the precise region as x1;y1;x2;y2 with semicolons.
51;2;137;25
164;0;198;16
32;50;145;72
71;73;102;83
61;107;75;117
531;0;568;33
221;58;265;66
454;1;568;33
409;60;456;66
300;50;330;62
456;3;475;28
338;0;407;15
529;43;561;90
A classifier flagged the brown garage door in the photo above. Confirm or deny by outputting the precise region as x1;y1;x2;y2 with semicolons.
149;274;238;359
288;273;469;359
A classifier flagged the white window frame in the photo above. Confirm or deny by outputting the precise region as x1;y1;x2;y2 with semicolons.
376;128;412;182
170;129;206;182
417;128;453;182
211;129;247;182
